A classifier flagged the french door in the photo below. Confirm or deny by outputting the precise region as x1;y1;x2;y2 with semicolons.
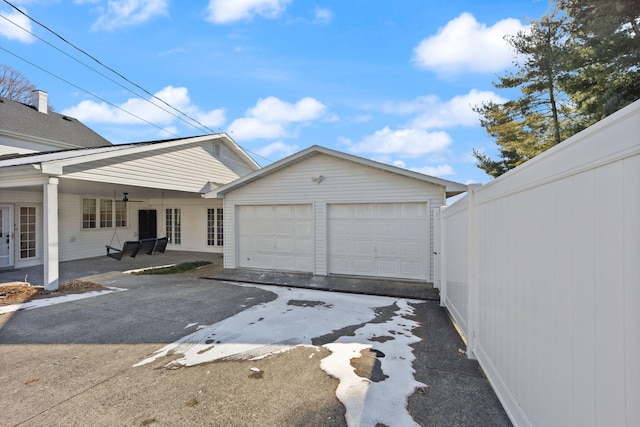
0;205;14;268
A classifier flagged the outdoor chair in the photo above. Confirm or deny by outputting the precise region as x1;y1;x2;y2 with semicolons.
154;236;168;253
106;241;141;261
138;238;157;255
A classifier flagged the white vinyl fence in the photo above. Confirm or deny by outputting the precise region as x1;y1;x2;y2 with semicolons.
438;100;640;427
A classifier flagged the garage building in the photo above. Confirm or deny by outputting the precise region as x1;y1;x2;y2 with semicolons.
208;146;467;283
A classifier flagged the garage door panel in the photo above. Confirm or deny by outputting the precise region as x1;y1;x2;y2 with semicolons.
378;222;397;236
400;262;422;277
354;222;372;236
400;241;422;257
328;203;428;280
354;241;375;256
295;221;312;235
238;205;313;273
377;260;398;276
355;204;374;217
377;241;398;256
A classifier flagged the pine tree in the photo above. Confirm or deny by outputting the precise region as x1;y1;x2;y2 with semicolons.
474;12;573;177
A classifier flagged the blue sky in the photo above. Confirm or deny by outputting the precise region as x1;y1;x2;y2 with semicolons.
0;0;550;184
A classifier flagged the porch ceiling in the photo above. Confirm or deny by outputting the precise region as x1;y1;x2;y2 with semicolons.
58;179;204;199
1;175;206;200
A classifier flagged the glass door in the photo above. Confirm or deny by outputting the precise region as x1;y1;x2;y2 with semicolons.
0;205;13;268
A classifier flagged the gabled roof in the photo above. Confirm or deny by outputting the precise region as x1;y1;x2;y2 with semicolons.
210;145;468;198
0;96;112;149
0;133;260;174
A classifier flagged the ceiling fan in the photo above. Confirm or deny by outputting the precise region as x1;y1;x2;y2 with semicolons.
121;192;143;203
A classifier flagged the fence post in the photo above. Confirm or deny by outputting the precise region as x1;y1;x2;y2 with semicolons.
466;184;482;359
439;206;447;307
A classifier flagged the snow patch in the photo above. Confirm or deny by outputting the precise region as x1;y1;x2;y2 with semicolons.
133;284;424;426
0;287;127;315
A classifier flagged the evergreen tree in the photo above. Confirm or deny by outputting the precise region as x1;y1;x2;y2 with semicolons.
474;12;572;178
559;0;640;120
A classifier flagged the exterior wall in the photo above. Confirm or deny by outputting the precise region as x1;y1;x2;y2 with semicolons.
0;190;223;267
61;140;254;192
223;153;446;280
439;100;640;427
58;195;224;261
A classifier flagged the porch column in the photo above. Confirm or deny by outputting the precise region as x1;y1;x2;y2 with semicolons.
43;177;59;291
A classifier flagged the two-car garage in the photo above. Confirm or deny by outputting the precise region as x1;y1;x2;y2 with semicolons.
213;146;466;283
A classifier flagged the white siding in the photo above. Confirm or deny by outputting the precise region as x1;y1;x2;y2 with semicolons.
0;138;39;156
57;195;224;261
0;190;224;264
62;140;253;192
224;153;446;281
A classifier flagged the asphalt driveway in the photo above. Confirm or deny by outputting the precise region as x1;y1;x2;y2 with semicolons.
0;268;510;426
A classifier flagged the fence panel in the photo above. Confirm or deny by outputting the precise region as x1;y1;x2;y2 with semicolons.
440;100;640;427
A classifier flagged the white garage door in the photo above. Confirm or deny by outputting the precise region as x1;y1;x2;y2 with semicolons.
238;205;313;273
328;203;428;280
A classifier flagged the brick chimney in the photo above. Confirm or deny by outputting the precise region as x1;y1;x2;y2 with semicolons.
31;90;48;113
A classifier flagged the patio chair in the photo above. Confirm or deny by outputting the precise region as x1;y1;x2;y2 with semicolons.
138;238;157;255
106;240;141;261
153;236;168;253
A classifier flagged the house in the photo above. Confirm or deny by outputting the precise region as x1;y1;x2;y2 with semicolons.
0;92;260;289
207;146;467;283
1;90;466;290
0;90;112;155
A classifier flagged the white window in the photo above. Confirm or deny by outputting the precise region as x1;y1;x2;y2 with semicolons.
82;198;128;230
207;208;223;246
20;206;37;259
166;208;181;244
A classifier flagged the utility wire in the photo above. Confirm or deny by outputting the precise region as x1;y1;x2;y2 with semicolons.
1;0;214;134
0;12;211;134
0;45;181;137
1;0;274;164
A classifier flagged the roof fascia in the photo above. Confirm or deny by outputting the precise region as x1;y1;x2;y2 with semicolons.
0;129;89;150
220;133;261;171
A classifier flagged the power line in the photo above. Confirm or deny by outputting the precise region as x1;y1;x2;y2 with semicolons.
0;12;211;134
0;0;274;164
0;45;180;137
1;0;214;134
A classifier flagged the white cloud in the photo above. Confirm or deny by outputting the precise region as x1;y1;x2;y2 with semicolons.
91;0;169;31
228;96;327;140
229;117;285;140
206;0;291;24
254;141;298;159
0;8;36;43
379;89;506;129
412;12;525;75
61;86;226;129
314;7;333;24
410;89;507;129
389;156;455;177
349;127;452;158
411;164;455;177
